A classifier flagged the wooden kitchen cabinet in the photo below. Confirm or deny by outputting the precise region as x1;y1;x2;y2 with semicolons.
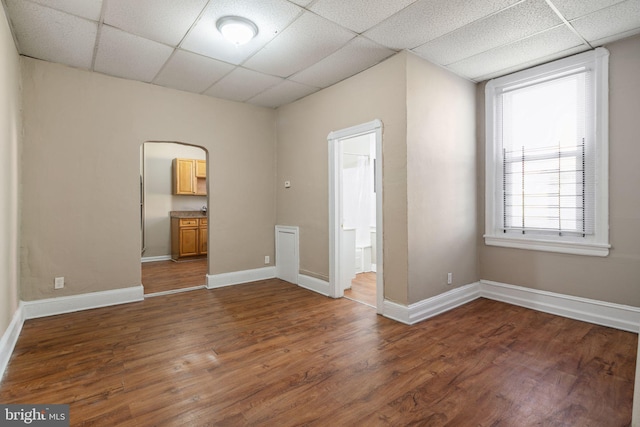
171;217;207;261
199;223;208;254
195;160;206;178
173;158;206;196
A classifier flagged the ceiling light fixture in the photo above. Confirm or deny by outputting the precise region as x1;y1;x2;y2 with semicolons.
216;16;258;46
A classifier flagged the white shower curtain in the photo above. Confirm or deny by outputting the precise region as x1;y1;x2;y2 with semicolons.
343;156;374;248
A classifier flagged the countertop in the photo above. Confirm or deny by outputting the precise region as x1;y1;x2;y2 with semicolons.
170;210;207;218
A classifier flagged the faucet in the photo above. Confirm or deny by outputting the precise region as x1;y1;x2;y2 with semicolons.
201;205;207;214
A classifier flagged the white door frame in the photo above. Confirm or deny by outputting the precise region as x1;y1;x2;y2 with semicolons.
328;119;383;313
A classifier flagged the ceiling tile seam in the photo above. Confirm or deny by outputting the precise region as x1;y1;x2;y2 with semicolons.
147;0;226;91
224;8;309;75
412;1;535;51
263;9;362;80
175;0;213;51
301;0;321;9
286;36;394;85
21;0;91;22
226;9;360;80
244;78;319;107
90;1;109;72
149;48;181;87
405;51;477;83
198;65;284;100
408;0;536;52
289;0;318;11
358;0;423;37
544;0;594;49
438;23;575;68
197;65;240;97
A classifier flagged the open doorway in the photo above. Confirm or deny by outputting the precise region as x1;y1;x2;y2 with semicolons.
341;134;377;307
140;141;208;296
329;120;383;312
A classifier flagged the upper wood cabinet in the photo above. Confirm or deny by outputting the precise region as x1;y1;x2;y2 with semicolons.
173;158;206;196
195;160;206;178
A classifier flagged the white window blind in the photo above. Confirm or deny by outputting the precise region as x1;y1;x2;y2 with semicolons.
498;72;594;237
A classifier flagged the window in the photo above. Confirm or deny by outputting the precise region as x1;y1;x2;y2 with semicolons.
484;48;610;256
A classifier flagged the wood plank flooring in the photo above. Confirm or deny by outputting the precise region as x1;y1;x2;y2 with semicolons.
344;272;376;307
141;259;208;295
0;279;636;426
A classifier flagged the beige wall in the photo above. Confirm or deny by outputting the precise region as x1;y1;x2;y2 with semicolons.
143;142;206;258
276;52;409;303
20;58;276;300
276;51;478;305
406;53;478;303
477;34;640;306
0;5;21;339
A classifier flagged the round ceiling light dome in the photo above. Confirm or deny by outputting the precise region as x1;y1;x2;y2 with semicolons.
216;16;258;46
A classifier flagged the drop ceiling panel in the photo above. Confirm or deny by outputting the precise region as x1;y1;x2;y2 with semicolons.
247;80;319;108
310;0;417;33
290;37;395;88
28;0;103;21
180;0;302;65
588;26;640;46
244;12;355;78
103;0;207;47
549;0;627;19
6;0;97;69
204;67;283;102
6;0;640;108
570;0;640;43
413;0;562;66
94;26;174;82
448;25;586;80
364;0;521;49
474;45;589;81
153;50;235;94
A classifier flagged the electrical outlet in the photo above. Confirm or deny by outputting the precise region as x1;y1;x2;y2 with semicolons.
54;277;64;289
264;256;270;264
447;272;452;285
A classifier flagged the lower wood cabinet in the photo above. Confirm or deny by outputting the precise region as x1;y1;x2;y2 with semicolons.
171;217;207;261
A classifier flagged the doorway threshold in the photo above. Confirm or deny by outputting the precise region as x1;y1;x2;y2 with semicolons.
343;295;375;308
144;285;206;298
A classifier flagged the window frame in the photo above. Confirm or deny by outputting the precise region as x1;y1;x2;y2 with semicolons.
484;48;610;257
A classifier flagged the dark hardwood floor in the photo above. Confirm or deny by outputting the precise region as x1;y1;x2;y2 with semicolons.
344;272;376;307
141;259;208;295
0;279;636;426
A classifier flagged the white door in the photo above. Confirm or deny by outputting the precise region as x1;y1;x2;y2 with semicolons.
275;226;299;284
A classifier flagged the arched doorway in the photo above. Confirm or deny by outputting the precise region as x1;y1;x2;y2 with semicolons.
140;141;209;296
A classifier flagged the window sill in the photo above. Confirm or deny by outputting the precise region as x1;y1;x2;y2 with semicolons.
484;235;610;257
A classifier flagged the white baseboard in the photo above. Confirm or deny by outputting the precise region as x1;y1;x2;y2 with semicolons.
22;286;144;320
408;282;481;324
206;267;276;289
480;280;640;333
0;304;25;382
141;255;172;263
383;282;481;325
381;280;640;333
382;300;411;324
298;274;330;297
